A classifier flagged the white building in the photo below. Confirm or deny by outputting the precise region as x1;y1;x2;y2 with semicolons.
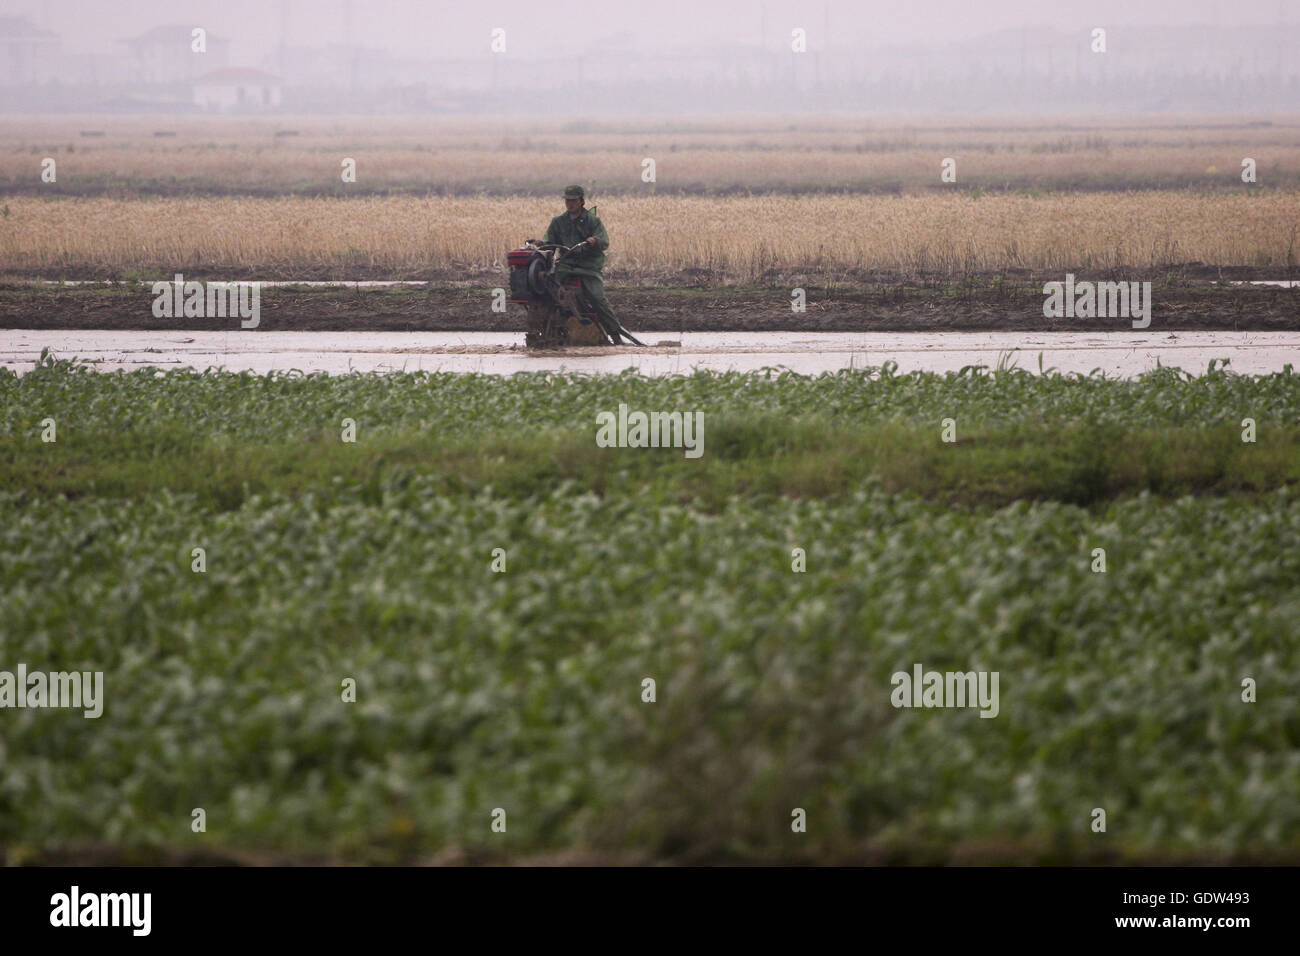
193;68;284;111
0;16;59;85
123;24;230;85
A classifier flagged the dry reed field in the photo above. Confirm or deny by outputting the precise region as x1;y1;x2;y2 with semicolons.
3;115;1299;195
1;193;1296;281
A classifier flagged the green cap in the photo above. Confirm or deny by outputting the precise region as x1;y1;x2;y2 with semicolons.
563;185;585;199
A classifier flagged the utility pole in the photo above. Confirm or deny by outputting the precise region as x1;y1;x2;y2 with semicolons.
821;0;829;91
278;0;289;78
343;0;357;91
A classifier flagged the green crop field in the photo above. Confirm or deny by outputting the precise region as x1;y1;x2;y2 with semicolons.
2;355;1298;864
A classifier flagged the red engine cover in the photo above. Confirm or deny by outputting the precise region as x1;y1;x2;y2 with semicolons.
507;249;537;269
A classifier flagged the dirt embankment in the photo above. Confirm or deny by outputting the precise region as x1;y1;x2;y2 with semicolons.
1;278;1296;333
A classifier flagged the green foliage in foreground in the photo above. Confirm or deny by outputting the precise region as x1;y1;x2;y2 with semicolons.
1;483;1297;863
1;359;1298;862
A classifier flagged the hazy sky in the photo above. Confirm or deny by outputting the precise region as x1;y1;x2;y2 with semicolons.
5;0;1291;60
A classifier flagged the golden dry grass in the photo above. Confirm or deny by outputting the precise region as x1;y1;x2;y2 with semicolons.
2;193;1296;279
4;115;1300;194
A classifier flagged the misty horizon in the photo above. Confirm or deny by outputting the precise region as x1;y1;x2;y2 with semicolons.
2;1;1297;114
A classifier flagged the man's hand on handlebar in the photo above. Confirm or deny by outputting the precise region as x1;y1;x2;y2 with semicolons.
523;240;589;257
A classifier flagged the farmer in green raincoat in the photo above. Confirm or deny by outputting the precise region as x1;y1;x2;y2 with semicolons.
531;185;633;345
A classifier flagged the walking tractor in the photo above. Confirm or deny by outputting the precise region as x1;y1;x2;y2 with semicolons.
507;241;644;349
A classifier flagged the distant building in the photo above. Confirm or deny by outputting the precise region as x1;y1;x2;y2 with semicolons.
0;16;59;85
123;24;229;84
193;68;284;111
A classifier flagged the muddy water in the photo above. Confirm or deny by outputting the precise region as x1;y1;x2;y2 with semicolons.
2;330;1297;377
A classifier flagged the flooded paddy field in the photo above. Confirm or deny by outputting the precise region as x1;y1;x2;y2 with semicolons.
2;329;1297;377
